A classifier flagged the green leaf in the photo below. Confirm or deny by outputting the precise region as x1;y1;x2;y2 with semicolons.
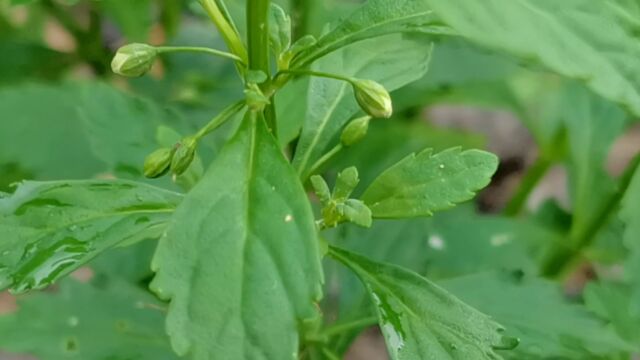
292;34;433;179
0;180;182;293
0;39;72;84
561;84;627;241
150;114;324;359
329;246;516;360
0;82;188;181
362;147;498;218
621;164;640;313
424;0;640;116
292;0;446;67
0;278;177;360
443;272;633;359
98;0;153;42
584;281;640;345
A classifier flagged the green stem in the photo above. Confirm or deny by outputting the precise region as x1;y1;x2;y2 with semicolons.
320;347;341;360
541;153;640;277
198;0;248;64
195;100;246;139
247;0;277;134
279;69;355;84
157;46;245;63
305;144;344;179
503;155;553;216
323;317;378;338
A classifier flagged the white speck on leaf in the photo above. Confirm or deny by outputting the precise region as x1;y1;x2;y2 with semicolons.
428;235;445;250
491;234;512;247
285;215;293;222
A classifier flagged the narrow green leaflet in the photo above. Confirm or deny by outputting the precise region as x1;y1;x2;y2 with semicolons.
0;278;177;360
621;165;640;313
0;180;182;293
292;34;433;179
424;0;640;117
443;272;633;359
329;246;516;360
361;147;498;218
292;0;447;67
561;84;627;241
150;115;324;360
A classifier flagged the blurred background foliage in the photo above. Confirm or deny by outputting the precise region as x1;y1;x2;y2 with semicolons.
0;0;639;359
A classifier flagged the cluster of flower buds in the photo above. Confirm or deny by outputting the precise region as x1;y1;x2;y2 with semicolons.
143;137;198;179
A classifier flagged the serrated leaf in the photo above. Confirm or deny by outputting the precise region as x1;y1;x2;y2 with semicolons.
292;34;433;179
150;114;323;359
0;278;177;360
329;246;515;360
0;180;182;293
425;0;640;117
292;0;446;67
361;147;498;218
443;272;633;359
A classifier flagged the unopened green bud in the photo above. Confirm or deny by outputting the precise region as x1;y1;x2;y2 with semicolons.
338;199;372;228
143;148;173;178
340;116;371;147
310;175;331;204
352;79;392;118
170;137;198;175
111;43;158;77
333;167;359;201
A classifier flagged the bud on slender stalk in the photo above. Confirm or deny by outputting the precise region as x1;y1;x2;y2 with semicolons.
143;148;173;179
171;137;198;176
352;79;393;118
340;116;371;147
111;43;158;77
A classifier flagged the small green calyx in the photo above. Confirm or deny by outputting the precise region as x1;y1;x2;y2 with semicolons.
352;79;393;118
143;147;174;178
171;137;198;176
341;116;371;147
111;43;158;77
244;83;270;111
312;167;372;229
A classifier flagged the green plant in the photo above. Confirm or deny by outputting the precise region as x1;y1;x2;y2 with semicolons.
1;0;640;359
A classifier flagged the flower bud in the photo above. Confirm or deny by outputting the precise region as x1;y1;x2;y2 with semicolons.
111;43;158;77
340;116;371;147
143;148;173;179
352;79;392;118
170;137;198;176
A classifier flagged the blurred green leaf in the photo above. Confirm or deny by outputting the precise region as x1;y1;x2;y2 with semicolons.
443;272;633;359
0;82;189;181
150;116;323;358
99;0;153;42
584;281;640;346
0;40;72;84
0;180;181;293
621;164;640;313
426;0;640;117
0;278;177;359
329;246;515;360
292;34;433;179
362;147;498;218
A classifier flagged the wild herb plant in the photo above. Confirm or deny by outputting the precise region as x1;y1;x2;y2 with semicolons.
0;0;640;359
